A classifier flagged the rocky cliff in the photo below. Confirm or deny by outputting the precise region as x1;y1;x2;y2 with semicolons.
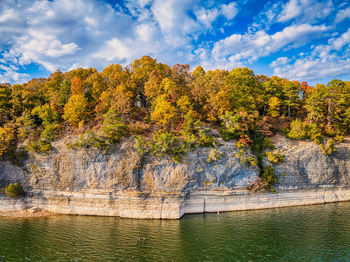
0;135;349;218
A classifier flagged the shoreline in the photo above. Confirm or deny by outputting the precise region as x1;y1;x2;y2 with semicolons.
0;210;55;218
1;188;350;219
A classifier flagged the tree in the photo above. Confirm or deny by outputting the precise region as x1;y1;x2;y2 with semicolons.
0;84;12;124
283;81;300;117
267;97;281;117
63;94;89;126
304;84;327;126
102;108;128;144
225;67;262;113
150;94;178;130
144;69;166;102
70;76;84;95
192;65;205;78
85;72;107;106
0;122;17;157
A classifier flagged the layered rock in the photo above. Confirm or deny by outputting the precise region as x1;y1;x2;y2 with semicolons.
0;135;349;218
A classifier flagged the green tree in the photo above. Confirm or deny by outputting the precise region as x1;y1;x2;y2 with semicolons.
283;81;300;117
102;108;128;144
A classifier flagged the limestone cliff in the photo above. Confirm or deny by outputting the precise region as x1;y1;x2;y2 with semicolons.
0;137;259;193
1;135;350;193
0;136;349;219
271;136;350;189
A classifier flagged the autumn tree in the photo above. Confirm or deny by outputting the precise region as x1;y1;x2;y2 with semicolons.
267;97;281;117
0;84;12;124
150;94;178;130
283;81;300;117
0;122;17;157
63;94;89;127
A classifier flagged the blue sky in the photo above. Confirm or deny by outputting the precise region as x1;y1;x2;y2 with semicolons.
0;0;350;86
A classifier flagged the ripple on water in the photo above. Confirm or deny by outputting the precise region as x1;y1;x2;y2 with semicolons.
0;202;350;261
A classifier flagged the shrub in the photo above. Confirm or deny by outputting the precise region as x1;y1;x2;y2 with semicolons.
335;135;344;143
182;114;216;148
279;126;290;136
195;125;216;147
129;121;148;135
251;134;275;154
246;178;268;193
150;131;187;163
234;142;256;166
5;183;22;198
320;138;336;155
219;111;257;144
67;131;109;151
134;135;150;156
266;150;285;164
135;131;187;163
261;165;277;189
235;142;247;164
288;119;307;139
247;156;257;166
207;148;223;163
306;123;323;144
26;139;52;153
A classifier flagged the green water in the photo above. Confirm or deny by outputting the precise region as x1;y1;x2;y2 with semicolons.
1;202;350;261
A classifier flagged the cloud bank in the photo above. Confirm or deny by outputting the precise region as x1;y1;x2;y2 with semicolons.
0;0;349;84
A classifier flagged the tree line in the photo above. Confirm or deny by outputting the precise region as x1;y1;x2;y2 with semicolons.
0;56;349;159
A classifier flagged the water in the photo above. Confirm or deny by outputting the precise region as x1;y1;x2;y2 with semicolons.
1;202;350;261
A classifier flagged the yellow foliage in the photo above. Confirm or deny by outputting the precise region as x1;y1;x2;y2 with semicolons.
63;94;89;126
0;122;16;157
150;94;178;129
70;76;84;95
177;95;192;113
267;97;280;117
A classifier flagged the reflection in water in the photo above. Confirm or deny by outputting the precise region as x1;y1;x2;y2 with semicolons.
1;202;350;261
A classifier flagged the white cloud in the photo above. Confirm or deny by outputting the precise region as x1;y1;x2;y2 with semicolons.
278;0;301;22
151;0;200;35
0;0;244;83
220;2;238;20
277;0;332;23
195;7;220;28
209;23;329;68
0;0;347;85
0;63;29;83
335;7;350;23
18;29;80;59
271;29;350;81
93;38;132;61
270;57;289;67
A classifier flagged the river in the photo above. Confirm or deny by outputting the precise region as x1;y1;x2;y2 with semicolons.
1;202;350;261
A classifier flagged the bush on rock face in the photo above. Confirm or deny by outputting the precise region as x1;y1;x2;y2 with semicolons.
288;119;307;139
5;183;22;198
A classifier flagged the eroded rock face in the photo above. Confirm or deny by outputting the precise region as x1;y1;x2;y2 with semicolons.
271;135;350;189
0;138;258;193
0;136;349;194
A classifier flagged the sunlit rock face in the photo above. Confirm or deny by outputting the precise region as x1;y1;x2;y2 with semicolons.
0;137;259;193
1;136;350;219
1;136;350;194
271;135;350;190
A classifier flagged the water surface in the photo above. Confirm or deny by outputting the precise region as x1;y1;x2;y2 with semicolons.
1;202;350;261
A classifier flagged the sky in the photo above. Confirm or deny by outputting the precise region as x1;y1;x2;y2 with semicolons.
0;0;350;86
